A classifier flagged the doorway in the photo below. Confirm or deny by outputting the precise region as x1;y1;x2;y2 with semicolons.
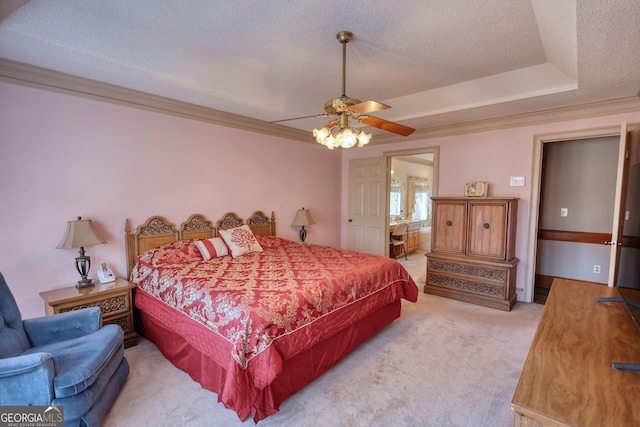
385;148;439;289
346;147;439;258
534;136;619;302
529;124;639;303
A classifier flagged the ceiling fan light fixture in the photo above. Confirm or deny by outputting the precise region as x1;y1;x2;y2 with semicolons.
270;30;413;146
313;126;371;149
356;129;372;146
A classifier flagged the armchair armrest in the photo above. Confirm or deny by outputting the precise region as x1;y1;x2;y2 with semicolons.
0;352;56;405
23;306;101;347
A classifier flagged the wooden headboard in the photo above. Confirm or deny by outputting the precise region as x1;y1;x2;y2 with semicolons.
125;211;276;278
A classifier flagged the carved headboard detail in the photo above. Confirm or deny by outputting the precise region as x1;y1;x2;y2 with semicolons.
216;212;244;230
125;216;178;278
180;214;215;241
247;211;276;236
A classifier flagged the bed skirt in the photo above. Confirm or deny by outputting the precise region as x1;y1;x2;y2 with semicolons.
134;287;402;422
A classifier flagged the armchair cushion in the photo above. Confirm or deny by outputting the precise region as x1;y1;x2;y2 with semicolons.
23;306;101;347
22;324;124;398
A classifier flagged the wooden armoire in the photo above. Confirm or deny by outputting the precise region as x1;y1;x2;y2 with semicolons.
425;197;518;311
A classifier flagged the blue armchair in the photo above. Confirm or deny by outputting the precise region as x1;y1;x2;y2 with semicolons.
0;272;129;426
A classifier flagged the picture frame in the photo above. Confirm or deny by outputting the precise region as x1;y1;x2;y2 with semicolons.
464;182;488;197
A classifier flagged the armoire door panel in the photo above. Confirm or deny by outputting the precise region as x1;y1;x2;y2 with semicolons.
468;202;508;259
432;200;467;254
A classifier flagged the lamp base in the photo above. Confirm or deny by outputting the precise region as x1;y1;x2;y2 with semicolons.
76;277;94;289
74;247;94;289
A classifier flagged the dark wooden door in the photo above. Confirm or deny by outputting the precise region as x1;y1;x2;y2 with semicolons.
431;199;467;254
467;201;508;259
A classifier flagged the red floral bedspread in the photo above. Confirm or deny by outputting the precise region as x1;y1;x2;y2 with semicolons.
131;237;418;369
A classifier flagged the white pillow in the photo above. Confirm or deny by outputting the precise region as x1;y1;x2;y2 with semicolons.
194;237;229;260
218;225;263;258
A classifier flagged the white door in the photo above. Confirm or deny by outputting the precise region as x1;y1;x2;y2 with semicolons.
347;157;387;255
608;122;630;285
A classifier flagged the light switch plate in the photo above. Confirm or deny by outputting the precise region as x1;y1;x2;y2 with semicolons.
509;176;525;187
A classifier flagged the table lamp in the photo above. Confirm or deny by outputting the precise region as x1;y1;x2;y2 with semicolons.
292;208;315;244
57;216;106;288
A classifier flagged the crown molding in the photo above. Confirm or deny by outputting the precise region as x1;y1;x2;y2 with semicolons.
370;96;640;145
0;58;309;142
1;58;639;145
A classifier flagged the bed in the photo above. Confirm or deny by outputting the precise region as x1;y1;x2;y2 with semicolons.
125;211;418;422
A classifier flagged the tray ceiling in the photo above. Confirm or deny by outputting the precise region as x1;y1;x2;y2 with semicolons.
1;0;639;144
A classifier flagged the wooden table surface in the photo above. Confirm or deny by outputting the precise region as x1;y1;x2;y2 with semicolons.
511;278;640;426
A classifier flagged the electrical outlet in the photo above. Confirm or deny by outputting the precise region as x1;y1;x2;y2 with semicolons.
561;208;568;217
593;265;601;274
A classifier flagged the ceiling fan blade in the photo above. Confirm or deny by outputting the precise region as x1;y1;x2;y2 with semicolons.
268;113;333;124
358;115;416;136
348;99;391;115
324;119;339;129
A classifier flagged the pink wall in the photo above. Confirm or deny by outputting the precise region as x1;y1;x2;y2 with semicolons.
0;81;342;318
341;112;640;302
3;79;639;317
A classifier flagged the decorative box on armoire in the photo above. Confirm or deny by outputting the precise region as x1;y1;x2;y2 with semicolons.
425;197;518;311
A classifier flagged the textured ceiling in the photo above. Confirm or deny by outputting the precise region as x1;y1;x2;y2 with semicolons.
1;0;639;144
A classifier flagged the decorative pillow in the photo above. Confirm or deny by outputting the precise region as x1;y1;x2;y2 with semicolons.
255;235;294;248
194;237;229;260
135;240;202;267
218;225;263;258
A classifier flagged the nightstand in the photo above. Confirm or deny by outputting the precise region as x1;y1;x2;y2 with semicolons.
39;278;138;347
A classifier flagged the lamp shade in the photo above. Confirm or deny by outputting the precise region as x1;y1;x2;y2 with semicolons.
57;217;106;249
292;208;315;227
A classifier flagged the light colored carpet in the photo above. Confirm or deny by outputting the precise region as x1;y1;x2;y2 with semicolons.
104;252;542;427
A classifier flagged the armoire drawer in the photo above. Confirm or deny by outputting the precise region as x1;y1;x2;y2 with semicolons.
425;254;518;311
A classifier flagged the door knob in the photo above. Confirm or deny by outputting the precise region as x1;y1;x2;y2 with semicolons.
348;219;353;223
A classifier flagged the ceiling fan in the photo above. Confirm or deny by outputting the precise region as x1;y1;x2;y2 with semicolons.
271;31;415;148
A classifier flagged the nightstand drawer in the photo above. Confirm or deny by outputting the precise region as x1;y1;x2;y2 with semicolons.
56;291;131;316
106;312;132;329
104;312;137;348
